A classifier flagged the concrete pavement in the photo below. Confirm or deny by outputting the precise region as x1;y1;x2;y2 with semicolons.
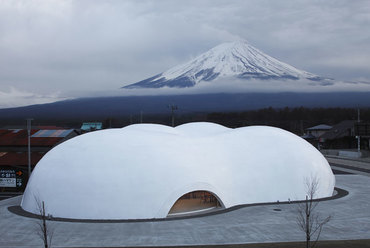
326;155;370;177
0;192;22;201
0;172;369;247
326;156;370;170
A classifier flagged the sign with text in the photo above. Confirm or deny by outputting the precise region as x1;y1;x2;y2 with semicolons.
0;178;16;187
0;169;23;188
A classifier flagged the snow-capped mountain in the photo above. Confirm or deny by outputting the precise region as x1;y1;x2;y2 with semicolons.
123;40;326;89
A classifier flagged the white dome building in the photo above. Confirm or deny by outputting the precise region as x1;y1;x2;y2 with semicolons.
21;122;335;220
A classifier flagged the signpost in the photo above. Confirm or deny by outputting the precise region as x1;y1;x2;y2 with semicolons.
354;123;370;137
355;122;370;155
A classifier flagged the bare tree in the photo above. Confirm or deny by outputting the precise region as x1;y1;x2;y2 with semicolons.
35;197;54;248
297;177;331;248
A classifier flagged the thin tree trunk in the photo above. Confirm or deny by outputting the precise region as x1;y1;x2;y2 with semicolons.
306;195;310;248
42;201;48;248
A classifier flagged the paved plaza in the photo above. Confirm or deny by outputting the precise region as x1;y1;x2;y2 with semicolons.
0;161;369;247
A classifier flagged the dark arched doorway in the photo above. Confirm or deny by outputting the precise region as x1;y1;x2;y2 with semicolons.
168;190;223;216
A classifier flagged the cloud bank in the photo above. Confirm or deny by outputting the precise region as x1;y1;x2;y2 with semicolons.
118;78;370;97
0;87;68;108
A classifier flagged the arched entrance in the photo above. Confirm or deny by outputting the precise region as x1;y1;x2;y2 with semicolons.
168;190;223;216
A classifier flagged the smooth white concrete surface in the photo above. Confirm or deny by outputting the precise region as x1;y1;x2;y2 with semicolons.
22;123;334;219
0;174;369;248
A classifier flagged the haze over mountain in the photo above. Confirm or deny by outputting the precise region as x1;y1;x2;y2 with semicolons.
123;40;331;89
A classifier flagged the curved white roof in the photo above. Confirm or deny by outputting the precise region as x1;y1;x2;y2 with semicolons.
21;122;335;220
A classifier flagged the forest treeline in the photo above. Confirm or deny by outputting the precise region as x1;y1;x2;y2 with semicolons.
118;107;370;135
2;107;369;136
202;107;370;135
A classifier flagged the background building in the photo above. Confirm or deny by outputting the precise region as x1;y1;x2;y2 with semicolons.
0;128;78;191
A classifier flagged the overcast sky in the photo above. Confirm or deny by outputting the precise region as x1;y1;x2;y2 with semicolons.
1;0;370;108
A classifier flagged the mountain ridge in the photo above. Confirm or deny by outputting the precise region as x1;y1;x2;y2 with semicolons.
2;92;370;122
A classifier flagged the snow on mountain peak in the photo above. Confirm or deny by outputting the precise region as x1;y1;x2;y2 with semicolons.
123;40;324;89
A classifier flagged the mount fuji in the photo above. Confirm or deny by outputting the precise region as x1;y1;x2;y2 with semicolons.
6;40;370;121
123;40;328;89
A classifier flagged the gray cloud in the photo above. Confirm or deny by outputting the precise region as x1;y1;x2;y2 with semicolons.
0;87;68;108
0;0;369;108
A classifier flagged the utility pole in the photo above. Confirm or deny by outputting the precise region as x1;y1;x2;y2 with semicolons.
300;120;304;136
26;118;33;179
357;109;361;156
168;104;178;127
